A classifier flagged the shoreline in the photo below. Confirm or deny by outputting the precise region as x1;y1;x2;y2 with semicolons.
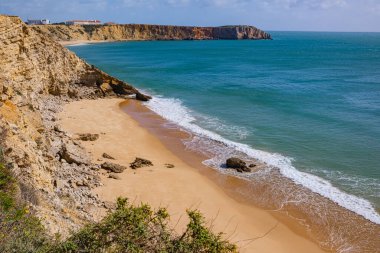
59;98;327;253
59;40;111;46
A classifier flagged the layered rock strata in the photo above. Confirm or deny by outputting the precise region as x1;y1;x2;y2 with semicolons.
0;15;148;235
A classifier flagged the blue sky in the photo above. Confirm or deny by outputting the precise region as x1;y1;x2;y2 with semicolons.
1;0;379;32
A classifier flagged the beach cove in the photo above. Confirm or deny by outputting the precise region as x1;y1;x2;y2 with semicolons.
65;35;380;252
59;98;327;253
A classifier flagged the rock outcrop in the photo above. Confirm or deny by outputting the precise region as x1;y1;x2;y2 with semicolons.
130;157;153;169
32;24;272;42
226;157;251;173
0;14;268;237
0;15;148;235
101;162;127;173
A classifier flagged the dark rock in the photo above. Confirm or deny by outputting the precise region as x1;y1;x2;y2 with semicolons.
135;92;152;102
226;157;251;173
68;88;78;98
226;157;246;169
54;125;64;133
78;133;99;141
249;164;256;168
165;163;175;168
102;153;115;160
101;162;127;173
130;157;153;169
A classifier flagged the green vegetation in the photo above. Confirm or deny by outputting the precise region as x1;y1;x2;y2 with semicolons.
0;134;49;253
0;127;237;253
51;198;237;253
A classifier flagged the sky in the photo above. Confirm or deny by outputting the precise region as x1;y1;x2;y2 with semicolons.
0;0;379;32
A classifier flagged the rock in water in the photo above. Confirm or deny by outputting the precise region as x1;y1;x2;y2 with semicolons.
78;133;99;141
130;157;153;169
226;157;251;173
136;92;152;102
101;162;127;173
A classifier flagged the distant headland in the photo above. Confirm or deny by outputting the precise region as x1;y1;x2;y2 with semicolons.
30;23;272;42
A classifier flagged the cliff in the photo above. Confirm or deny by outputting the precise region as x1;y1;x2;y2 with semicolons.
0;15;269;236
0;15;149;234
32;24;272;42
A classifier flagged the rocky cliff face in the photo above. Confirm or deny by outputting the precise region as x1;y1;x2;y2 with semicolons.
0;15;269;236
0;15;148;235
32;24;272;41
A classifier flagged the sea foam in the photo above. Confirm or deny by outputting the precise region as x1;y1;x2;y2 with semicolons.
146;96;380;224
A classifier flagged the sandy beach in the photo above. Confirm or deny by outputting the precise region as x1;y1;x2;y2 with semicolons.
59;40;110;46
59;98;326;253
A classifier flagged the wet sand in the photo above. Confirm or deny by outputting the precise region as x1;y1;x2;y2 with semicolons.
59;98;326;253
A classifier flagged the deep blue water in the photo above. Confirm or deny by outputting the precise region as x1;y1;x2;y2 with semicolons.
68;32;380;220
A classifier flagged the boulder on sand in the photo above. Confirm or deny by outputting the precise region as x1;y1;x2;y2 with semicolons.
59;143;91;165
102;153;115;160
130;157;153;169
101;162;127;173
78;133;99;141
226;157;251;173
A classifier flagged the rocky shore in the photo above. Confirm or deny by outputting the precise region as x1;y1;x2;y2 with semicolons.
32;24;272;42
0;13;270;236
0;15;150;234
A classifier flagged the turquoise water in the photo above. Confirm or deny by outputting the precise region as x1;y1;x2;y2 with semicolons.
69;32;380;222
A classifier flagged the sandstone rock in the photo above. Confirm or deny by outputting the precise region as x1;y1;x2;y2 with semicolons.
78;133;99;141
226;157;251;173
68;88;79;98
102;153;115;160
130;157;153;169
108;173;121;180
59;143;91;165
101;162;127;173
54;125;64;133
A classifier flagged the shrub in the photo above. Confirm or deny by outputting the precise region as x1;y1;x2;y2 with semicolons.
50;198;237;253
0;125;49;253
0;163;49;253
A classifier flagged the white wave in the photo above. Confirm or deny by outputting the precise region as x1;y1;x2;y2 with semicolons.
145;96;380;224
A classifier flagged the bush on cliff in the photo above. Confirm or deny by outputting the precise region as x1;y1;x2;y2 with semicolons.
50;197;237;253
0;156;48;253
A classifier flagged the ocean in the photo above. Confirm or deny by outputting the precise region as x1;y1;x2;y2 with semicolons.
68;31;380;252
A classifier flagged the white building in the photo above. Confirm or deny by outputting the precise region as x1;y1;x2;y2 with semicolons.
27;19;50;25
65;20;102;25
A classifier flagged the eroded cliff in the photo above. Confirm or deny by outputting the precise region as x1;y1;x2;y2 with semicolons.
0;15;148;234
32;24;272;42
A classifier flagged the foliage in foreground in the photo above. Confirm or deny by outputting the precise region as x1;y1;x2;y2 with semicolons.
0;159;49;253
0;122;236;252
51;197;237;253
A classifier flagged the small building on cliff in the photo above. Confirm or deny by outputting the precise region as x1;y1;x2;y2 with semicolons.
65;20;101;25
27;19;50;25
